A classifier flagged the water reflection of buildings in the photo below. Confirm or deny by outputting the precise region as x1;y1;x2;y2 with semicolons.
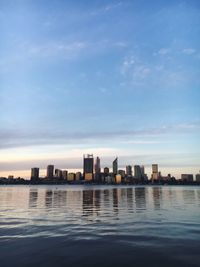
29;189;38;208
112;188;119;214
103;189;109;203
53;190;67;207
44;190;68;208
82;190;94;217
94;190;101;212
182;189;196;204
126;188;134;211
152;187;162;210
27;186;200;220
45;190;53;208
135;187;146;212
196;190;200;206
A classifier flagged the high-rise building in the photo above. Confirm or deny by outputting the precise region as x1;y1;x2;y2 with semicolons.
47;165;54;179
152;164;159;180
134;165;142;180
94;156;101;181
113;157;118;176
83;154;94;181
31;167;39;181
94;157;101;173
126;165;132;176
140;165;145;176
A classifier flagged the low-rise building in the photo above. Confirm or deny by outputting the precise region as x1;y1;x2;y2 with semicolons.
196;174;200;182
75;172;82;181
67;173;75;181
62;170;68;180
181;174;193;182
115;174;122;184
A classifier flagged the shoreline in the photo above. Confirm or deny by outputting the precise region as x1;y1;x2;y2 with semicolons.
0;180;200;186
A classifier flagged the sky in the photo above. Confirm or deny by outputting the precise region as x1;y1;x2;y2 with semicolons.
0;0;200;179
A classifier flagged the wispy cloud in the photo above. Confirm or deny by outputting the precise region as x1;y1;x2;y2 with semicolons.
121;45;200;90
104;2;122;12
0;122;199;150
182;48;196;55
121;56;151;80
155;47;198;57
90;2;122;16
158;48;170;55
0;41;89;73
0;38;128;73
27;41;88;59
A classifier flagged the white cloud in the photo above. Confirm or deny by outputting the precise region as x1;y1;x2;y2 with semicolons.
133;66;151;79
0;39;128;73
27;41;88;58
121;56;151;80
158;48;170;55
104;2;122;12
90;2;122;15
182;48;196;55
99;87;107;94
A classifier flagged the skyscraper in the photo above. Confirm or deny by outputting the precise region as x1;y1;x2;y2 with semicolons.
113;157;118;176
152;164;159;180
94;156;101;173
83;154;94;181
47;165;54;179
94;156;101;181
134;165;142;180
31;167;39;181
126;165;132;176
140;165;145;177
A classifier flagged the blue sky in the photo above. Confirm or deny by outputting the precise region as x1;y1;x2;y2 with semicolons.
0;0;200;178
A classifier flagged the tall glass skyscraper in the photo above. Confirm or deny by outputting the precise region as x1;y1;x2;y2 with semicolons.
113;157;118;176
83;154;94;180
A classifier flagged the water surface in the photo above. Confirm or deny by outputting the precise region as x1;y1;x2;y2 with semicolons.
0;185;200;267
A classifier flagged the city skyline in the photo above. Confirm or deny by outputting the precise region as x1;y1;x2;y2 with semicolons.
0;153;200;181
0;0;200;178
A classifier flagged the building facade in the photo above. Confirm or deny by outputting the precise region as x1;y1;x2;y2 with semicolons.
31;167;39;181
47;165;54;179
83;154;94;181
181;174;193;182
152;164;159;180
113;157;118;176
126;165;132;176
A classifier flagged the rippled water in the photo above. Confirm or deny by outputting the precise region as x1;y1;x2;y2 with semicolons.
0;185;200;267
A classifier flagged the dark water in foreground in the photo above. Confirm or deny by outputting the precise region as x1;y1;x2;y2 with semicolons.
0;185;200;267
